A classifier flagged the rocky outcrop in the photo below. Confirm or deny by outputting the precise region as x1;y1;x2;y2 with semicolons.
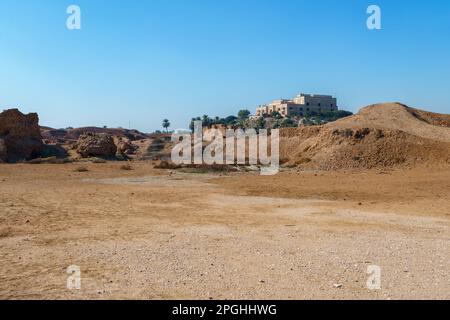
116;139;136;155
75;133;117;158
0;109;43;162
41;126;149;142
0;138;7;162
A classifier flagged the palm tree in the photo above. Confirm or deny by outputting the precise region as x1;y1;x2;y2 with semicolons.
162;119;170;133
202;115;212;127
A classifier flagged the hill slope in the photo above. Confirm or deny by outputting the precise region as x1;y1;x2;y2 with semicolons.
40;126;149;143
327;103;450;143
280;103;450;170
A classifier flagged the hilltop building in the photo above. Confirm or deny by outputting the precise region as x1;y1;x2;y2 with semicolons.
255;93;338;118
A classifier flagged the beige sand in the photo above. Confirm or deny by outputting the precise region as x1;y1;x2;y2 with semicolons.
0;162;448;300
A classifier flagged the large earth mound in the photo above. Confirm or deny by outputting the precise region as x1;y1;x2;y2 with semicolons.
280;103;450;170
40;124;173;161
41;126;148;144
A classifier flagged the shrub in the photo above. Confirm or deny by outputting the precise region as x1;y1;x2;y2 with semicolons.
91;157;106;164
120;163;133;171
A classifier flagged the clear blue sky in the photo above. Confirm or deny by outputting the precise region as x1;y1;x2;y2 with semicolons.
1;0;449;132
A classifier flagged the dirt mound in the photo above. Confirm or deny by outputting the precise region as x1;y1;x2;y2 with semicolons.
281;103;450;170
327;102;450;143
136;135;174;160
153;160;238;173
41;126;149;143
0;109;43;162
406;108;450;127
116;139;137;156
41;126;155;160
68;127;148;141
75;133;117;158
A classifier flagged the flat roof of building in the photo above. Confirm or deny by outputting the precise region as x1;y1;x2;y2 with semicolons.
297;93;334;98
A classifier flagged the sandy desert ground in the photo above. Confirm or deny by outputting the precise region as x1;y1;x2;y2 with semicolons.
0;162;448;300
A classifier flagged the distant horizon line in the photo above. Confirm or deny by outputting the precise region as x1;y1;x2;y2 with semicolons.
2;100;448;133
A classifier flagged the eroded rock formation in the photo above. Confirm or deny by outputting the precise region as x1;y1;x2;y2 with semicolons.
0;109;43;162
75;133;117;158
